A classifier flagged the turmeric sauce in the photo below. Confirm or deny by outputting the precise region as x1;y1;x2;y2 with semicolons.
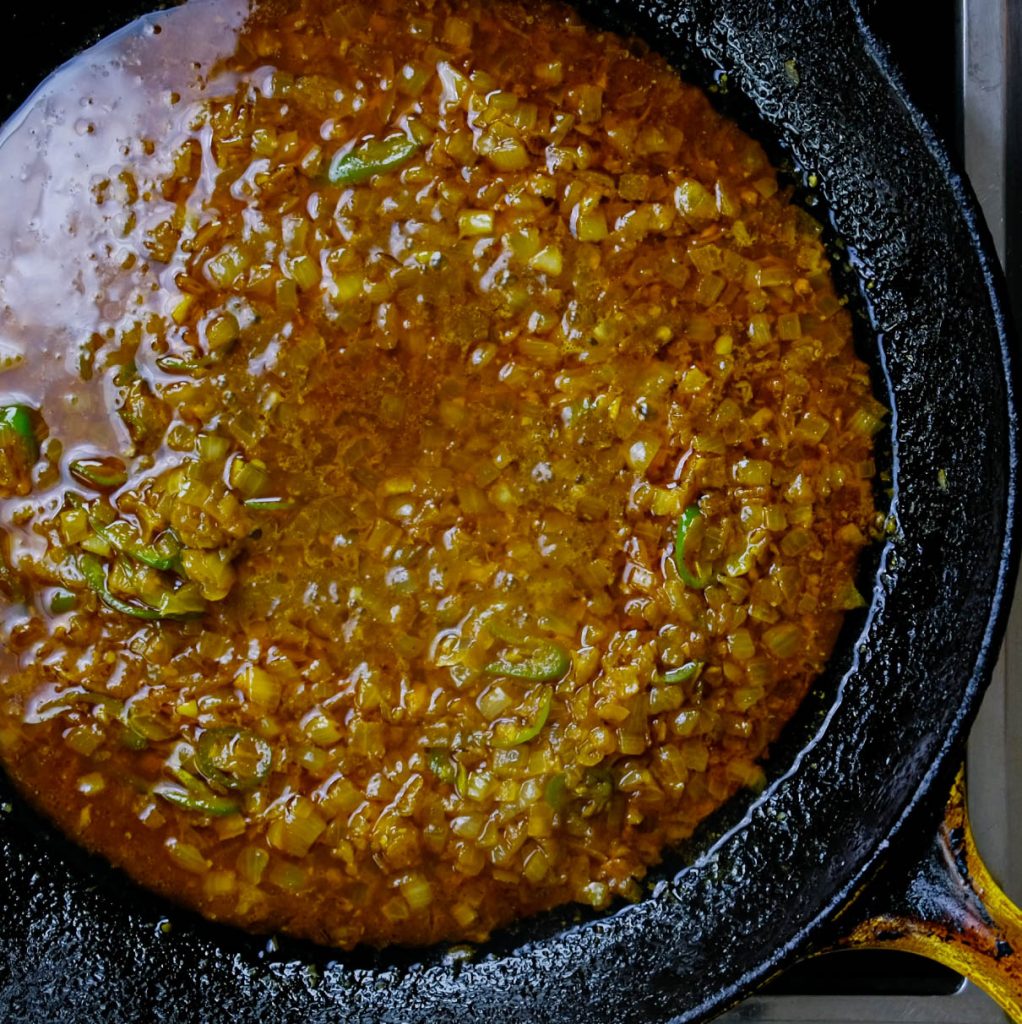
0;0;881;948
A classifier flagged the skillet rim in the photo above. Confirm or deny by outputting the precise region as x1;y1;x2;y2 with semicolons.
678;0;1022;1013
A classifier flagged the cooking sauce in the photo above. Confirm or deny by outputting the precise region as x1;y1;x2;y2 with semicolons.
0;0;882;947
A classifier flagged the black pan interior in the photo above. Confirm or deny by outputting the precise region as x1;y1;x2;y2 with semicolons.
0;1;1017;1022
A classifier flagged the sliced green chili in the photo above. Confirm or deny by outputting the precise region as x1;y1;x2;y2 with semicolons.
78;552;161;620
427;750;456;785
196;726;273;792
36;687;124;718
484;641;570;682
0;404;39;498
77;552;200;621
49;589;77;614
153;782;239;816
87;512;180;572
169;764;205;791
659;660;705;685
164;763;242;812
454;761;469;798
123;707;176;741
69;458;128;490
243;497;295;511
328;134;420;185
491;685;553;748
156;355;218;374
115;552;204;615
0;404;38;459
120;727;149;751
675;504;713;589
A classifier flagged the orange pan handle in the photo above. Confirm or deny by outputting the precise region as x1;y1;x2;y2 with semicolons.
826;767;1022;1019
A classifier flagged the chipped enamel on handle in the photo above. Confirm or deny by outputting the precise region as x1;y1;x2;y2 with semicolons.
831;768;1022;1020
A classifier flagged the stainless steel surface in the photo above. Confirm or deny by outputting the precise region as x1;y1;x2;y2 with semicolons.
717;0;1017;1020
962;0;1021;919
721;986;996;1023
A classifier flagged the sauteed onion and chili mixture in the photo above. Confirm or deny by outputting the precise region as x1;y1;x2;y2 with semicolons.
0;0;883;947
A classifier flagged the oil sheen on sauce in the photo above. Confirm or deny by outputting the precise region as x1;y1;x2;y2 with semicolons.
0;0;881;949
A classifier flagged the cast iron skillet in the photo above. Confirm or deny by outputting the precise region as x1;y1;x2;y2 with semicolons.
0;0;1019;1021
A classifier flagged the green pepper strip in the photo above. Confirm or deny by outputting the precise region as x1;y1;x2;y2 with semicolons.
427;750;456;785
77;552;199;621
328;134;420;186
37;687;124;717
153;782;239;816
492;685;554;749
69;459;128;489
0;404;38;460
196;726;273;792
660;660;705;686
156;355;218;374
454;761;469;798
49;590;78;614
484;641;571;682
243;497;295;511
120;727;149;751
675;504;713;589
87;512;180;572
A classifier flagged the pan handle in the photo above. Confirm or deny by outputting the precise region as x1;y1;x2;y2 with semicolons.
827;767;1022;1019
